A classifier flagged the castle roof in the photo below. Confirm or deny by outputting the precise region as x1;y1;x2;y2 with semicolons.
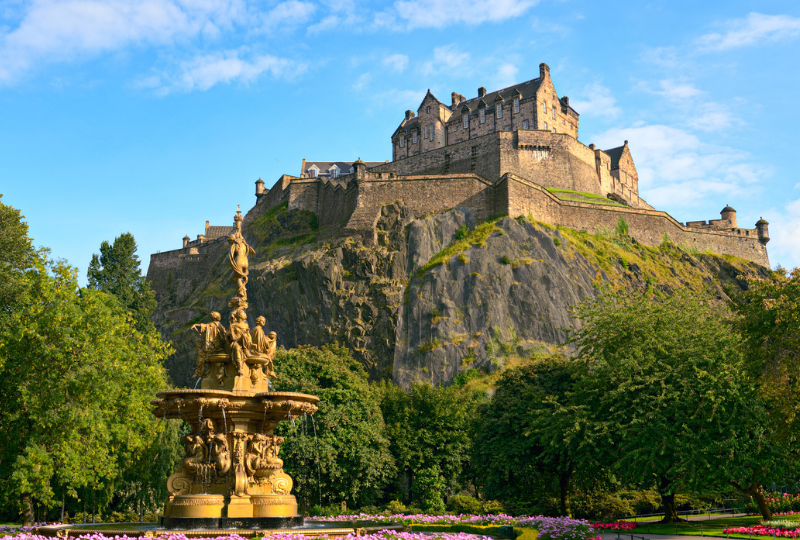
302;160;383;177
205;226;235;239
603;145;625;169
457;77;544;114
722;205;736;213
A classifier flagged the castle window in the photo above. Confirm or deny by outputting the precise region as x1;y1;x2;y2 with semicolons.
496;104;502;119
523;120;529;129
480;109;486;124
552;128;556;133
400;135;405;147
463;113;469;128
413;131;417;144
514;98;520;113
543;102;547;114
544;122;548;130
426;106;431;113
552;108;556;120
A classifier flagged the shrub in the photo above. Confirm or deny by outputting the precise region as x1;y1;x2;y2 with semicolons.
615;217;629;237
448;494;483;514
455;224;469;240
500;255;512;265
482;500;506;514
387;500;407;514
553;238;561;247
414;465;447;514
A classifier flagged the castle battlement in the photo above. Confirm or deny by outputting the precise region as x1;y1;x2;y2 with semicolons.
156;63;771;268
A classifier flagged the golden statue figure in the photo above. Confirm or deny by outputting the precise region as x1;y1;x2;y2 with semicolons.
191;311;227;378
228;309;252;377
228;206;255;301
250;317;277;381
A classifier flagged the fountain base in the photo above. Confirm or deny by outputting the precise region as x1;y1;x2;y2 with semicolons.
162;515;304;530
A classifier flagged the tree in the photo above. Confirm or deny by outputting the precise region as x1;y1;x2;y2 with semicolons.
0;256;173;524
87;232;157;334
273;344;395;510
379;381;484;503
0;195;39;320
570;290;787;522
473;354;589;516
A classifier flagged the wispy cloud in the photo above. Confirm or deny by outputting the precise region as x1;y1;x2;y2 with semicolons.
0;0;247;84
353;72;371;91
593;123;770;211
421;44;470;76
382;0;538;30
260;0;316;31
139;49;303;94
493;63;519;89
570;82;620;119
382;53;408;73
641;79;703;101
696;12;800;52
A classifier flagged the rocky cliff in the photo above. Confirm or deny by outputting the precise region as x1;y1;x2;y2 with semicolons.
147;202;769;388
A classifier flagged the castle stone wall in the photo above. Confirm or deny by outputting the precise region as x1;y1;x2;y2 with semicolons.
502;175;769;266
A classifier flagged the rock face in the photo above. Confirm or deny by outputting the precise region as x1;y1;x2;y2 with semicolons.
148;204;769;389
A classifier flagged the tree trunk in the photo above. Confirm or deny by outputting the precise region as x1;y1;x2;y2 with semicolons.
559;470;572;517
61;494;65;524
21;493;34;526
731;482;772;520
658;476;682;523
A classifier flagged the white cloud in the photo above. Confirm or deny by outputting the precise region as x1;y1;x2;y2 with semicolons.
421;44;469;76
388;0;538;30
382;53;408;73
353;72;371;91
261;1;316;30
687;106;737;132
493;63;518;89
144;49;302;94
696;12;800;52
643;79;703;101
0;0;247;84
570;82;619;119
767;198;800;270
593;124;771;212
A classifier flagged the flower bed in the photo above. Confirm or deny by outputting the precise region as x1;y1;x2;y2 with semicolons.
590;521;637;531
1;532;490;540
725;526;800;538
311;514;597;540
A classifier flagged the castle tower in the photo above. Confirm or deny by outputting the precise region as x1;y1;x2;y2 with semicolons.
182;235;190;248
255;178;265;196
721;205;737;228
756;218;770;244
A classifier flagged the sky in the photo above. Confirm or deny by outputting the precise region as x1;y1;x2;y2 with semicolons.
1;0;799;282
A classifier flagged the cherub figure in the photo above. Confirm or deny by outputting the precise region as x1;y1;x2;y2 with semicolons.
190;311;227;378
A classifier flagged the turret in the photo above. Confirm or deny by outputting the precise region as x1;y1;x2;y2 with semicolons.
255;178;265;196
353;157;366;181
183;235;190;248
756;217;770;244
720;205;737;228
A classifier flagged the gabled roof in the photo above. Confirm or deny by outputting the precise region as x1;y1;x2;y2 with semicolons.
418;89;447;111
302;161;384;176
205;226;235;239
603;146;625;169
457;77;544;114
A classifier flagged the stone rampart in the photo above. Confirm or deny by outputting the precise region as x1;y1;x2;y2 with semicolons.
501;174;769;266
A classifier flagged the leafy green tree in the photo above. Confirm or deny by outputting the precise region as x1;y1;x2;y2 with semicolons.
732;268;800;441
87;232;157;334
0;256;172;524
273;344;395;510
570;290;788;521
0;195;39;323
413;465;446;514
379;381;485;503
474;354;589;516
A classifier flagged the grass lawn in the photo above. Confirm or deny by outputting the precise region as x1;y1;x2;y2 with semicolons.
544;188;625;207
627;514;800;538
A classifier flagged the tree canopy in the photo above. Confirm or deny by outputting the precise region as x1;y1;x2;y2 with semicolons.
273;344;395;510
87;232;157;334
570;290;790;521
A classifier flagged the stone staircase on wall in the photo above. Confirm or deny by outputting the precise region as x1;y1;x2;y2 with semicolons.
342;206;382;242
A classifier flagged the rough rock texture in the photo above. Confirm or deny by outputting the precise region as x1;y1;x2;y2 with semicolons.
148;204;769;389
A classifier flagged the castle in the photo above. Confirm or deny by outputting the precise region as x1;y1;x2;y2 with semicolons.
161;63;771;267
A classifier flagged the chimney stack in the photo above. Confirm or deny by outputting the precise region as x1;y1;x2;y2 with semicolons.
478;87;486;98
405;110;415;120
539;62;550;78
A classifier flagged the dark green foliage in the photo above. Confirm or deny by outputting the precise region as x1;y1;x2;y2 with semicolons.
448;493;483;514
474;354;586;517
614;216;629;237
87;232;157;334
500;255;511;265
570;290;790;521
0;195;39;314
378;381;485;503
455;223;469;240
413;465;446;514
273;344;395;510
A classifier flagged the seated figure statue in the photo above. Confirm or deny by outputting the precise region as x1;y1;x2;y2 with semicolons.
228;308;252;378
250;316;277;381
190;311;227;378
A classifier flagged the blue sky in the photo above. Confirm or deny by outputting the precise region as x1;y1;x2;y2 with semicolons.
2;0;799;281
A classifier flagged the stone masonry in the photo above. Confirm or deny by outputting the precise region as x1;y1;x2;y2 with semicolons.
152;63;771;268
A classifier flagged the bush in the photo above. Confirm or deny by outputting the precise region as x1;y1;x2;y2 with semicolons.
615;217;629;237
414;465;446;514
448;494;482;514
481;500;506;514
571;492;634;520
455;224;469;240
387;500;407;514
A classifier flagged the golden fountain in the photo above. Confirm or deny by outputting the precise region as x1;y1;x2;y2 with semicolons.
149;206;320;529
